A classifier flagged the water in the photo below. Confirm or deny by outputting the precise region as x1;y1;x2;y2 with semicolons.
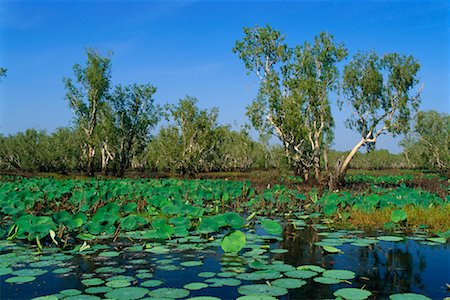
1;226;449;299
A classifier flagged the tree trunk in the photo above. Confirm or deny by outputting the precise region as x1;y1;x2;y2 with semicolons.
87;145;95;177
335;137;366;183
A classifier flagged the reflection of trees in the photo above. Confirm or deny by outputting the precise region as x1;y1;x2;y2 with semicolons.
278;226;431;298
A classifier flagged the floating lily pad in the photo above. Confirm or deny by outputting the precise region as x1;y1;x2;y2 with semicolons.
323;269;355;280
12;268;47;277
148;288;189;299
284;270;317;279
140;280;164;287
0;267;13;276
333;288;372;300
32;296;59;300
236;296;277;300
65;294;101;300
389;293;432;300
99;251;120;258
81;278;105;286
85;286;113;294
205;278;241;287
238;284;288;297
297;265;325;273
187;297;222;300
181;260;203;267
261;220;283;235
427;237;446;244
271;278;306;289
5;276;36;284
221;230;246;253
377;236;404;242
322;245;343;253
197;272;216;278
313;276;341;284
105;287;150;299
183;282;208;290
106;279;131;288
60;289;82;296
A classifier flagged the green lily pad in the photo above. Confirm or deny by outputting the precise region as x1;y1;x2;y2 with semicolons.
81;278;105;286
205;278;241;287
148;288;189;299
238;284;288;297
271;278;306;289
323;269;355;280
377;236;404;242
297;265;325;273
221;230;246;253
106;279;131;288
333;288;372;300
99;251;120;257
140;280;164;287
284;270;317;279
60;289;82;296
236;296;277;300
52;267;73;274
427;237;446;244
322;245;343;253
105;287;150;299
183;282;208;290
12;268;47;277
65;295;101;300
313;276;341;284
389;293;432;300
391;209;407;223
0;267;13;276
181;261;203;267
85;286;113;294
261;220;283;235
197;272;216;278
5;276;36;284
32;296;59;300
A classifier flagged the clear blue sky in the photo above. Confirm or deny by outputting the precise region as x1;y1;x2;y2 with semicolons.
0;0;448;153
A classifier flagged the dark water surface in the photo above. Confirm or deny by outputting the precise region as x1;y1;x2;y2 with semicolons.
1;226;449;300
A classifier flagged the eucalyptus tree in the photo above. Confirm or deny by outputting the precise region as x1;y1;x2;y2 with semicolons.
108;83;160;177
234;25;311;177
63;49;112;176
234;25;346;180
401;110;449;171
335;51;421;183
148;96;218;175
286;32;347;180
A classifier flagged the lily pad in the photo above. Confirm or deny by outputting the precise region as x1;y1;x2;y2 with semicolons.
313;276;341;284
106;279;131;288
5;276;36;284
85;287;113;294
297;265;325;273
333;288;372;300
140;280;164;287
377;236;404;242
180;260;203;267
105;287;150;300
323;269;355;280
391;209;407;223
238;284;288;297
81;278;105;286
183;282;208;290
284;270;317;279
221;230;246;253
261;220;283;235
322;245;343;253
389;293;432;300
148;288;189;299
271;278;306;289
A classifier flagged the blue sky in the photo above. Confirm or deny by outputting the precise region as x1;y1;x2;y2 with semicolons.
0;0;448;153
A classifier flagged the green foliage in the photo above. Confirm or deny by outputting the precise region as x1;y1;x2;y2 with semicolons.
220;230;246;253
391;209;407;223
401;110;449;172
234;26;347;180
63;49;112;176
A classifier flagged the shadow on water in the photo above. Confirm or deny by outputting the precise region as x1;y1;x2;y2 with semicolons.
1;225;449;300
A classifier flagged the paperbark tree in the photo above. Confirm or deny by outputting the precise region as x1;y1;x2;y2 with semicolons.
335;51;421;184
63;49;111;176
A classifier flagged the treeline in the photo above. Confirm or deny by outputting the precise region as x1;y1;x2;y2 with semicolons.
1;25;448;180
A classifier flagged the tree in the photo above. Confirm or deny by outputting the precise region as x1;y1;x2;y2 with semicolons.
108;83;160;177
335;51;421;183
286;32;347;180
401;110;449;172
63;49;112;176
234;26;346;180
147;96;218;175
